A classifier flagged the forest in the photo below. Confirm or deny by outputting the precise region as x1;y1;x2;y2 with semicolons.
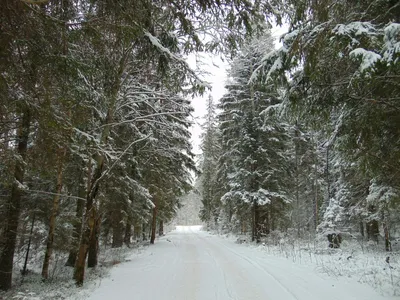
0;0;399;296
199;0;400;250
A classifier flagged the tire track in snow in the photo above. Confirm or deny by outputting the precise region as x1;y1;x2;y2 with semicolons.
198;233;300;300
171;230;202;300
199;233;273;300
203;246;237;300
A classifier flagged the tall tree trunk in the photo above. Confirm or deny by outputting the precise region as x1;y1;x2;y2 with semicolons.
22;213;35;276
367;219;379;243
383;222;391;252
294;121;301;237
252;201;260;242
88;214;100;268
73;57;124;283
313;139;319;231
359;221;364;239
124;220;132;246
74;103;115;285
65;184;86;267
133;221;142;242
241;217;247;234
42;148;66;280
158;220;164;236
112;214;124;248
74;164;103;286
255;205;261;242
150;202;158;244
325;146;331;206
142;223;147;241
382;211;391;252
0;108;31;291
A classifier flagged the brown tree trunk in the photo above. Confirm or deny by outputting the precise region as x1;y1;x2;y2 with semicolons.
150;203;158;244
112;217;124;248
382;210;391;252
359;221;364;239
252;201;261;242
72;56;126;282
268;209;273;233
88;213;100;268
73;165;102;286
255;204;261;243
124;220;132;246
65;186;85;267
73;103;115;285
0;108;30;291
313;144;319;231
22;213;36;276
367;220;379;243
241;216;247;234
158;220;164;236
42;148;66;280
294;122;300;237
142;223;147;241
133;221;141;242
383;222;391;252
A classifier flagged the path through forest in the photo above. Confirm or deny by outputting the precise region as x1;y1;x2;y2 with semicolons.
86;227;391;300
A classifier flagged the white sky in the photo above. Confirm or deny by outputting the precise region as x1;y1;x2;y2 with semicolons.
188;54;228;155
189;24;288;156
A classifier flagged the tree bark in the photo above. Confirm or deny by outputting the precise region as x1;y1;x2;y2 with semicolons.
88;214;100;268
150;204;158;244
42;148;66;280
74;101;116;284
0;108;31;291
383;222;391;252
252;201;261;242
73;54;125;283
255;204;261;243
133;221;142;242
294;121;301;237
382;211;391;252
313;138;319;231
158;220;164;236
359;221;364;239
112;216;124;248
142;223;147;241
124;220;132;246
367;219;379;243
22;213;35;276
65;185;85;267
74;164;103;286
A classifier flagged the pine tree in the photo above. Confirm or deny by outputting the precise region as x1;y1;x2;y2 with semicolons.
217;32;291;241
199;95;221;229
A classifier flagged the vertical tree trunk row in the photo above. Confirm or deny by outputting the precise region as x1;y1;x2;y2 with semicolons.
65;184;86;267
150;200;158;244
158;220;164;236
42;148;67;280
88;215;101;268
124;220;132;246
0;108;31;290
74;163;103;286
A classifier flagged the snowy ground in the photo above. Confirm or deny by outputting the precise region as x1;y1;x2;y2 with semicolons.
79;226;396;300
0;244;148;300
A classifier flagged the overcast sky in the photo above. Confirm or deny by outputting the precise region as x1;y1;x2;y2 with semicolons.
189;24;288;156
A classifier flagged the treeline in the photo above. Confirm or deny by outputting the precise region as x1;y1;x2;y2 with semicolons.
0;0;271;291
199;1;400;249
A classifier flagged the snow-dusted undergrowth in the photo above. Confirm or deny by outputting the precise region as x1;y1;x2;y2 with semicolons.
223;231;400;297
0;243;148;300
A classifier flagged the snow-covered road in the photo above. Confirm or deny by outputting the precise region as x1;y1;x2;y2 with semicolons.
87;227;390;300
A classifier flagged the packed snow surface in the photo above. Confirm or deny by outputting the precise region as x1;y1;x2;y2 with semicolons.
83;227;394;300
